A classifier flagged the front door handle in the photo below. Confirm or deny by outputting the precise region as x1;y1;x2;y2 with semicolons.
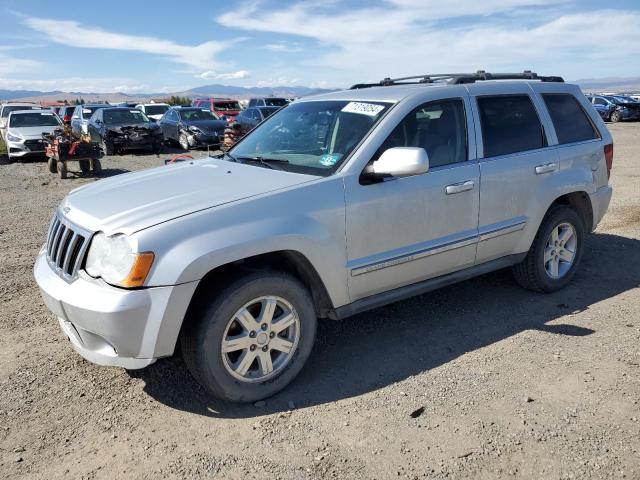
445;180;475;195
535;162;558;174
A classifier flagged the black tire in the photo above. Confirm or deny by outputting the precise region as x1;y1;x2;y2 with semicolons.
79;159;91;173
610;110;621;123
92;158;102;176
181;271;317;402
101;139;114;156
178;132;190;151
57;161;67;179
47;157;57;173
512;205;585;293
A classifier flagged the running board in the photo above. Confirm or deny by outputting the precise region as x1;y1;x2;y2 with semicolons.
329;254;526;320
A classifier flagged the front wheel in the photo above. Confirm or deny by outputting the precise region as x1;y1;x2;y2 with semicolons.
181;271;317;402
512;205;585;292
609;110;621;123
178;132;190;151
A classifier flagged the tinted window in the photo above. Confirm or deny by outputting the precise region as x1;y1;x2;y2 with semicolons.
180;109;219;121
103;109;150;124
594;97;607;106
478;95;545;158
82;106;104;119
2;105;41;118
258;107;279;119
542;94;599;145
264;98;288;107
378;98;467;167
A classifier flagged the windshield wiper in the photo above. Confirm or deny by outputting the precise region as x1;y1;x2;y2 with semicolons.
236;156;289;170
214;151;238;162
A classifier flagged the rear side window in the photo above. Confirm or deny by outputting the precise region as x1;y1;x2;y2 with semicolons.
542;94;599;144
477;95;546;158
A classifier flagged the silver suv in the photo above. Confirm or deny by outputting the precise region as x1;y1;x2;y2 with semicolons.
34;71;613;402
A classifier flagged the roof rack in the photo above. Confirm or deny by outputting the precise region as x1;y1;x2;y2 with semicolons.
350;70;564;89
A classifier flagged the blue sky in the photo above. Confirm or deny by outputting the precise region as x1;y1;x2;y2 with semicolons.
0;0;639;93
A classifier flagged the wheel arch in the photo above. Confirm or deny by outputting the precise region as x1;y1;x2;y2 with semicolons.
175;249;335;354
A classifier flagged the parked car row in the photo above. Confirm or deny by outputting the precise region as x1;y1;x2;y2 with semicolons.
586;94;640;122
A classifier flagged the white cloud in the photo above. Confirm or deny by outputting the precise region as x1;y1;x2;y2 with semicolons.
0;51;41;76
0;77;177;94
264;41;302;53
19;14;231;71
252;76;302;88
196;70;249;80
217;2;640;81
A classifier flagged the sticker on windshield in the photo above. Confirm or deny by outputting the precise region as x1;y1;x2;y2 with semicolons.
319;153;342;167
341;102;384;117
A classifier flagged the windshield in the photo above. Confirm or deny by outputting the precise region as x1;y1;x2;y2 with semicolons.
264;98;289;107
231;100;392;176
83;106;104;119
144;105;169;115
2;105;41;118
9;111;60;127
213;101;241;111
612;96;636;104
258;107;280;118
103;109;150;124
181;109;219;121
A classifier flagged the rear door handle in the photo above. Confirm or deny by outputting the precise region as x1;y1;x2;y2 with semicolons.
535;162;558;174
445;180;475;195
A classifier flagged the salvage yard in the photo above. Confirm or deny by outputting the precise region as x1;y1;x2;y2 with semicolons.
0;123;639;479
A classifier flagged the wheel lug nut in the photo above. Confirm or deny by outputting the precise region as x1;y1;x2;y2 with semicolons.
269;332;275;338
249;331;256;338
261;323;267;330
250;345;256;351
262;345;268;352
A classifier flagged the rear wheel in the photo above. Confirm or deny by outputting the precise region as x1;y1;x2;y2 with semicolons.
512;205;585;292
101;139;114;156
79;159;91;173
56;160;67;179
92;158;102;176
47;157;57;173
181;271;317;402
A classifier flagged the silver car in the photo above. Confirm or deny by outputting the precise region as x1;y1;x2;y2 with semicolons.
34;72;613;402
5;110;62;161
0;102;44;140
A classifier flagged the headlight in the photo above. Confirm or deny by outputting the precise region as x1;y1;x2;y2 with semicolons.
6;132;23;142
85;233;154;288
187;125;201;133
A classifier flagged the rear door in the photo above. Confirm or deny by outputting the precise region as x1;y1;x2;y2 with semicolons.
470;84;557;263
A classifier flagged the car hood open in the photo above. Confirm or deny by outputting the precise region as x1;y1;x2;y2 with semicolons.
61;157;318;235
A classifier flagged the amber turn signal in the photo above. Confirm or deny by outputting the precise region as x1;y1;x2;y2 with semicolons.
119;252;155;288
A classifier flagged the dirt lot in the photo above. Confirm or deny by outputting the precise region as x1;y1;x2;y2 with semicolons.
0;125;639;480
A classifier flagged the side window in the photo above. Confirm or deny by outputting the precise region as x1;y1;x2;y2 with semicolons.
377;98;467;168
477;95;546;158
542;94;599;145
594;97;607;106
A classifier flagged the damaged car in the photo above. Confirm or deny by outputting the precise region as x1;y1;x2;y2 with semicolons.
158;107;226;150
88;107;163;155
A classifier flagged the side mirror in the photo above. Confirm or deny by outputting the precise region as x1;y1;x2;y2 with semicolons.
366;147;429;178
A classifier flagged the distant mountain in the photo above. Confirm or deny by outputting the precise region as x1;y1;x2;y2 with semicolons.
182;84;334;98
0;89;63;101
573;76;640;93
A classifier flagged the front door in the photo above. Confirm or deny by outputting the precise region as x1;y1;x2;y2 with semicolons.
345;97;480;301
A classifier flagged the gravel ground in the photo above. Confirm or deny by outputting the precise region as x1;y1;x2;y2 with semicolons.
0;125;639;480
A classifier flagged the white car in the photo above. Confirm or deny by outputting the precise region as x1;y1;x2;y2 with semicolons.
134;103;170;122
5;110;62;161
0;102;44;140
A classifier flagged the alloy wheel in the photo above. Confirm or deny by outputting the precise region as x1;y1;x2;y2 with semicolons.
221;296;300;383
543;222;577;279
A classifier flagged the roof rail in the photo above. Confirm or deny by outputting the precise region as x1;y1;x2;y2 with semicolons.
350;70;564;89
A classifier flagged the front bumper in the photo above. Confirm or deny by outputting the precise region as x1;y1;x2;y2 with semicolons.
34;248;197;369
589;185;613;231
6;138;46;158
189;132;223;148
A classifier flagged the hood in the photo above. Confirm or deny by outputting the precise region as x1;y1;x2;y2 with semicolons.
61;158;318;235
10;125;60;139
105;122;159;133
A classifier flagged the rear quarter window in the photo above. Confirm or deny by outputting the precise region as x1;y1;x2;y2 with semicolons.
542;94;599;145
477;95;546;158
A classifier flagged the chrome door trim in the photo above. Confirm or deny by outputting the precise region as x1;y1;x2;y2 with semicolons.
350;234;477;277
478;217;527;242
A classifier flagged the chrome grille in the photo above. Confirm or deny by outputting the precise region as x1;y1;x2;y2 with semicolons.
45;213;91;282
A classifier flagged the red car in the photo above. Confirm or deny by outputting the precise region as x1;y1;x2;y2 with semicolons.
192;98;242;124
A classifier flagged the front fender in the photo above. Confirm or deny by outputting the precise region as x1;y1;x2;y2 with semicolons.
136;177;349;309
